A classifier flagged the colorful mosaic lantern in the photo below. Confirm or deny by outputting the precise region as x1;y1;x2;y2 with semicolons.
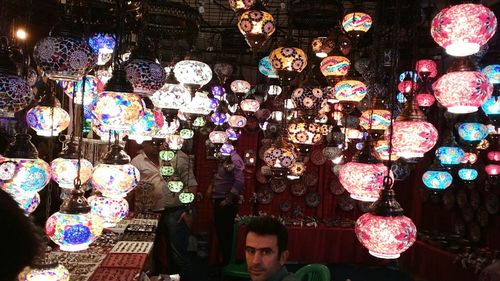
415;59;438;79
431;3;497;56
210;112;228;126
45;211;103;251
167;177;184;192
355;212;417;259
123;43;166;96
179;192;195;204
433;71;493;114
240;99;261;113
180;128;195;140
457;122;489;142
226;127;241;141
320;56;350;77
51;158;93;189
269;47;308;73
482;96;500;116
482;64;500;84
287;161;306;180
180;91;213;116
153;118;180;139
458;167;478;182
228;114;247;128
34;35;96;81
292;87;326;112
230;80;252;94
342;12;373;35
59;75;103;105
88;33;115;65
166;134;185;150
229;0;256;11
398;80;418;94
333;80;367;103
422;170;453;190
211;85;226;100
258;56;278;78
263;144;297;169
287;120;322;146
91;91;144;131
128;109;163;144
160;164;175;177
388;121;438;159
373;140;400;162
311;37;335;58
238;10;275;49
360;109;391;131
485;164;499;176
209;130;229;144
193;116;206;128
173;60;212;89
415;92;436;109
0;72;34;114
88;195;129;227
18;263;70;281
26;104;71;137
15;192;41;215
151;81;191;109
92;153;140;198
91;120;128;141
220;143;235;156
339;162;394;202
1;158;50;198
435;146;465;166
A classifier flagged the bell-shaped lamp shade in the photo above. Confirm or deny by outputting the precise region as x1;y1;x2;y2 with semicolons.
92;164;140;198
51;158;93;189
355;213;417;259
213;63;234;84
88;195;129;228
388;121;438;159
415;59;438;79
334;80;367;103
26;105;71;137
238;10;275;49
342;12;373;34
124;58;166;96
422;170;453;190
435;146;465;166
128;109;164;144
258;56;279;78
269;47;308;73
339;162;394;202
320;56;350;77
431;3;497;57
18;263;70;281
34;36;96;81
433;71;493;114
45;211;103;251
91;91;145;131
59;75;103;105
173;60;212;88
482;64;500;84
230;80;251;94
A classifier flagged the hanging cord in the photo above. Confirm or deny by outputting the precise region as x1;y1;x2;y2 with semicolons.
384;0;402;188
74;75;86;189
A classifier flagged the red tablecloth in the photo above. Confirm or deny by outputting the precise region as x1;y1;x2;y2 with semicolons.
236;226;387;265
400;241;478;281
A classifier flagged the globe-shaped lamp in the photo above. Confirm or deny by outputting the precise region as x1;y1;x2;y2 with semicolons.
269;47;308;75
422;170;453;190
431;3;497;56
59;75;103;105
51;158;93;190
18;263;70;281
173;60;212;90
435;146;465;166
91;90;144;131
433;71;493;114
88;195;129;227
26;100;71;137
238;9;275;49
320;56;350;78
339;162;394;202
458;167;478;182
311;37;334;58
258;56;278;78
128;108;163;144
342;12;373;35
230;80;251;95
482;64;500;84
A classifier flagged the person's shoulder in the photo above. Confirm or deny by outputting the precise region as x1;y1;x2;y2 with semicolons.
281;273;300;281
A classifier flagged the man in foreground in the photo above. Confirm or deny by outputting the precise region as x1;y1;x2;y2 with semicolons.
245;216;299;281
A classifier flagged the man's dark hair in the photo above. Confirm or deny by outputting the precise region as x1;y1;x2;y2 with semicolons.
0;189;43;280
246;216;288;254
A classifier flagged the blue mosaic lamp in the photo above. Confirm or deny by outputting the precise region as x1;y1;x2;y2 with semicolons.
422;169;453;191
482;64;500;84
458;167;478;182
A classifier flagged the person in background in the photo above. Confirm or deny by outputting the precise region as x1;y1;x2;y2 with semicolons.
131;139;198;281
0;189;42;281
207;150;245;265
245;216;298;281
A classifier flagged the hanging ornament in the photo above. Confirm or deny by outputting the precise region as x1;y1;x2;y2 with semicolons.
51;139;93;190
26;94;70;137
238;9;275;49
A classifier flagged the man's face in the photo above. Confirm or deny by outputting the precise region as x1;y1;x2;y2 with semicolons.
143;140;162;157
245;232;288;281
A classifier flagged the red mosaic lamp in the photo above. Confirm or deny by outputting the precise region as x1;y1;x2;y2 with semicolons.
431;3;497;57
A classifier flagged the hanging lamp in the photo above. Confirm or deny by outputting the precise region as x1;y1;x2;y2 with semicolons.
51;139;93;190
26;90;70;137
237;5;276;50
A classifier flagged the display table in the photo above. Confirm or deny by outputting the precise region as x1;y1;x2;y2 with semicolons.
48;213;159;281
236;225;386;265
400;240;478;281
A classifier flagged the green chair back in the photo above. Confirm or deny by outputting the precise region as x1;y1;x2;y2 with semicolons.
222;220;250;279
295;264;331;281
